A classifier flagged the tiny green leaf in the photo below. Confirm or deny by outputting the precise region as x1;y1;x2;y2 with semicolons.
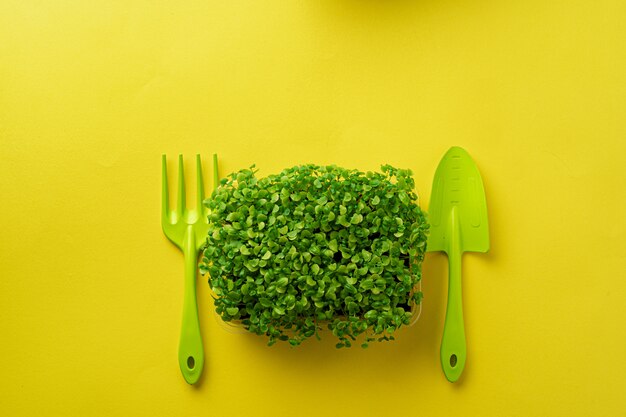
350;213;363;224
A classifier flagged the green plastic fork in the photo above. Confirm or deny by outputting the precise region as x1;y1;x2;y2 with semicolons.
162;153;219;385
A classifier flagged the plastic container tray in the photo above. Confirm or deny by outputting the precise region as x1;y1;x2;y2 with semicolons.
210;281;422;335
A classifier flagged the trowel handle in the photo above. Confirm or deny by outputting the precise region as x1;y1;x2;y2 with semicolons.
441;207;466;382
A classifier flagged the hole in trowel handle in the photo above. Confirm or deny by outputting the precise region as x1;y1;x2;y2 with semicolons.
187;356;195;370
450;354;457;368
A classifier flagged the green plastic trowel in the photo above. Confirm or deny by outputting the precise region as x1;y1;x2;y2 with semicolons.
428;147;490;383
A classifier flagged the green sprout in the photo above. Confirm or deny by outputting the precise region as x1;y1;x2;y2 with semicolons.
200;164;429;347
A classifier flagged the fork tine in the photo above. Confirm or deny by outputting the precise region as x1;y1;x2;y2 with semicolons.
213;153;219;189
196;154;205;212
177;154;186;214
162;154;170;223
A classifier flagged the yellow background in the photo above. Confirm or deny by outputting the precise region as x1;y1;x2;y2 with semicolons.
1;1;625;416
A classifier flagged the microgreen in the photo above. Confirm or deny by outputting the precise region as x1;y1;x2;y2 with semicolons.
200;164;429;347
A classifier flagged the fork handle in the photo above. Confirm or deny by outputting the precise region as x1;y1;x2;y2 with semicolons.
179;226;204;384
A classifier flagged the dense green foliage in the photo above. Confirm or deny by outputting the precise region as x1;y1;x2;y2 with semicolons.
200;164;429;348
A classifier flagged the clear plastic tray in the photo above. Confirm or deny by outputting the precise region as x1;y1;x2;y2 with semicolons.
210;281;422;335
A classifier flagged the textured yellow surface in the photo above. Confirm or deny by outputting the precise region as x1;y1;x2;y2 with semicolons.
1;1;625;416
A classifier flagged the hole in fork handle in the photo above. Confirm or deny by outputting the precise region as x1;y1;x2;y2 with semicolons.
450;354;457;368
